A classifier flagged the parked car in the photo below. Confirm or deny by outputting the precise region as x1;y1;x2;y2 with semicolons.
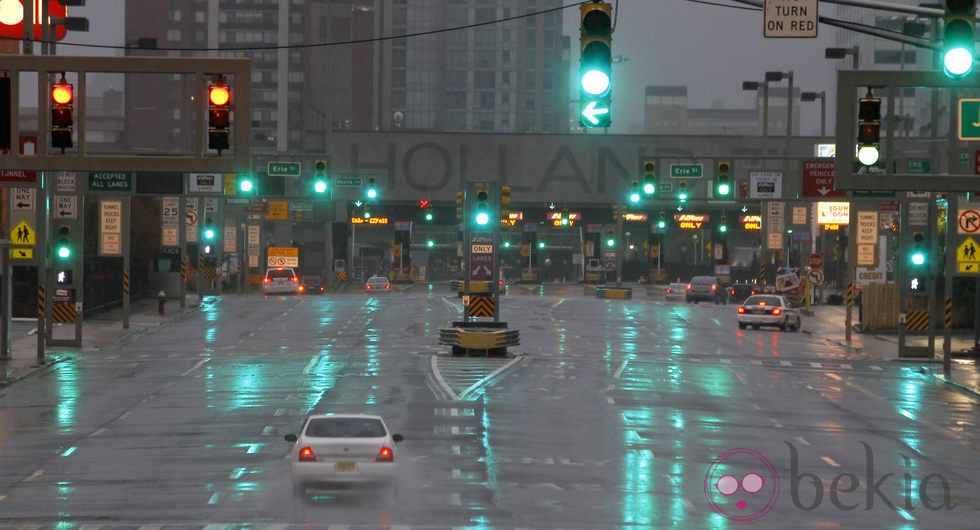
299;275;325;294
284;413;403;496
665;282;688;301
737;294;802;331
728;283;757;304
686;276;722;303
365;276;392;292
263;267;299;295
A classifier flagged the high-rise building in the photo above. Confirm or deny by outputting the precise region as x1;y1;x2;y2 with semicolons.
124;0;570;156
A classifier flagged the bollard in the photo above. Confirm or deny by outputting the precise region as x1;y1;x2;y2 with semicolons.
158;290;167;315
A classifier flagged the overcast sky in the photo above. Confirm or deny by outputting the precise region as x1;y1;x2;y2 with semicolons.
55;0;841;135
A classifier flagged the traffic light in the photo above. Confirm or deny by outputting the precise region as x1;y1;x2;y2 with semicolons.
421;199;434;222
207;79;231;153
944;0;976;78
474;187;491;226
657;211;667;229
366;176;378;199
910;231;927;267
606;229;616;248
312;158;329;196
51;76;74;151
560;208;570;226
55;225;72;260
500;186;511;228
456;192;464;223
677;181;689;202
612;204;620;221
203;218;216;241
538;240;546;249
629;179;641;204
427;238;436;248
579;1;612;128
719;214;728;233
239;175;255;193
857;89;881;166
909;231;928;293
715;160;732;198
641;158;657;195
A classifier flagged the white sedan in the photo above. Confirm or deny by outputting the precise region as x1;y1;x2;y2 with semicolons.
284;414;404;495
736;294;801;331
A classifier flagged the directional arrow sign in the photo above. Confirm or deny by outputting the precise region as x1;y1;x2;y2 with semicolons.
581;101;609;127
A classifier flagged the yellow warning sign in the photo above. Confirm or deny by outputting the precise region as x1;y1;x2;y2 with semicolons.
9;247;33;259
266;200;289;220
10;220;36;246
957;236;980;273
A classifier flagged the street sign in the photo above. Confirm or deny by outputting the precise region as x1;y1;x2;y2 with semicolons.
469;233;495;281
10;220;36;245
957;237;980;273
807;253;824;270
801;159;845;198
335;176;363;187
267;246;299;267
958;99;980;140
958;203;980;234
54;195;77;219
12;188;35;211
807;269;825;285
764;0;818;38
267;161;301;177
266;200;288;220
89;172;132;192
669;164;703;178
750;171;783;198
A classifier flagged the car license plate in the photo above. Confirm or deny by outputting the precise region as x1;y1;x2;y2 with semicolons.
335;462;357;472
752;309;766;314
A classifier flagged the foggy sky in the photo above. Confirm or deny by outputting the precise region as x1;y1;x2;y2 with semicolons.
56;0;841;136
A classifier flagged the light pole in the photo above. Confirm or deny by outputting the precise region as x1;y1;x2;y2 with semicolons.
800;91;826;137
825;46;860;69
742;81;769;136
765;71;794;139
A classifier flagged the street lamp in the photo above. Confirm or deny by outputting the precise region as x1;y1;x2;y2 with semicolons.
765;71;794;139
801;91;826;137
825;46;860;69
742;81;769;137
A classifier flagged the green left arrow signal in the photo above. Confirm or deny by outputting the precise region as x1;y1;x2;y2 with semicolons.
581;101;610;127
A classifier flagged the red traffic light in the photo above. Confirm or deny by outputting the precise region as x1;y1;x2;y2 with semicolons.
208;83;231;106
51;82;73;105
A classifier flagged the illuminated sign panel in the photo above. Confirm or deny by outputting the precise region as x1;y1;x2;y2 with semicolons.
817;201;850;225
622;212;648;222
351;216;390;225
674;213;708;230
740;214;762;230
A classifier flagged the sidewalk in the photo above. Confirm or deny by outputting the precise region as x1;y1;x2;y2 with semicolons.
803;304;980;397
0;295;200;388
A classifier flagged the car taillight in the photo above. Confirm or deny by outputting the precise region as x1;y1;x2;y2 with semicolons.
772;308;782;315
686;284;692;291
711;284;717;291
737;306;746;314
367;285;372;290
298;286;305;292
384;284;390;290
290;276;298;283
298;447;316;462
666;289;672;294
376;446;394;463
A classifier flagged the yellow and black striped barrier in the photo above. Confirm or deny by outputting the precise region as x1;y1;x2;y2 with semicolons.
596;287;632;299
904;311;929;331
945;297;952;330
202;266;219;280
248;273;262;285
846;281;853;309
180;258;187;283
466;295;495;318
123;269;130;295
52;303;76;323
438;327;520;356
335;271;347;282
37;285;45;318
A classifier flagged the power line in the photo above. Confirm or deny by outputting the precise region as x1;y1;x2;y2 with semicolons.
0;1;590;53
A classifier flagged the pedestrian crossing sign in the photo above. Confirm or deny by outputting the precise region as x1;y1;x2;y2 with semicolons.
9;220;36;246
957;236;980;273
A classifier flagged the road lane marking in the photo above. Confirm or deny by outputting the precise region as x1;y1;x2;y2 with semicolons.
613;360;628;378
181;358;209;376
24;469;43;482
794;436;811;446
820;456;841;467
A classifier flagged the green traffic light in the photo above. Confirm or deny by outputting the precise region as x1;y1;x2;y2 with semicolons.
239;178;254;193
716;182;731;197
643;181;655;195
719;225;727;233
657;220;666;229
629;191;640;204
427;239;435;248
313;179;328;194
538;241;546;249
911;252;926;266
606;237;615;247
857;145;880;166
57;244;71;259
204;228;215;240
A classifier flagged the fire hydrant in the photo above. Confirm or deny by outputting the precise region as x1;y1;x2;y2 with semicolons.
158;290;167;315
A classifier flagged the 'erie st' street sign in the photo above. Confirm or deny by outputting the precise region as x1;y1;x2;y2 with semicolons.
267;162;301;177
958;99;980;140
669;164;703;178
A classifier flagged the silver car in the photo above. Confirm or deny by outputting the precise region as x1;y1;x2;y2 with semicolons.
737;294;801;331
262;267;299;295
665;282;688;301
